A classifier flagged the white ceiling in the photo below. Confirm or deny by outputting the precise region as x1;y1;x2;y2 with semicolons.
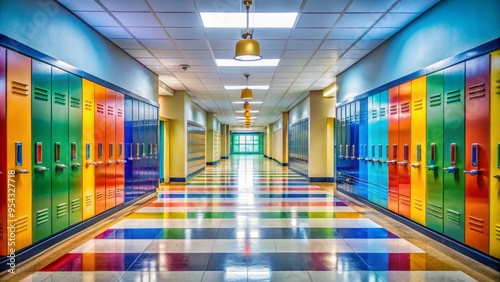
57;0;440;126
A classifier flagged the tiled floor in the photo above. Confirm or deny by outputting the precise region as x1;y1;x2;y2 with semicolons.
6;156;500;281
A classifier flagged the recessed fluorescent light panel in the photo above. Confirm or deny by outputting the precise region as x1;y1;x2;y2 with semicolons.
201;13;297;28
225;86;269;90
216;59;279;67
235;110;259;113
232;101;263;104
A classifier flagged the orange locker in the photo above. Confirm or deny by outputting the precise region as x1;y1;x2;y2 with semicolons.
105;88;116;210
0;47;6;256
115;92;125;205
82;79;95;219
398;82;412;218
388;86;399;213
94;84;106;214
6;50;32;250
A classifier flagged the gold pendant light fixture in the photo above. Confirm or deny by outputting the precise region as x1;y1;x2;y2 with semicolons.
240;73;254;100
234;0;262;61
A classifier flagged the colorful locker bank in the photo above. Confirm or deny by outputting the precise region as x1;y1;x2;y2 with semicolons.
336;46;500;261
0;45;159;257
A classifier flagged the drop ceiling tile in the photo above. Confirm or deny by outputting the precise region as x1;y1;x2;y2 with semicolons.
194;0;239;12
197;72;221;79
74;12;119;26
295;77;318;83
290;82;312;89
254;0;302;12
342;49;372;59
160;58;188;66
113;12;160;27
149;0;197;12
94;26;132;38
291;28;330;40
272;78;295;83
57;0;104;11
220;72;243;79
363;27;400;39
213;50;234;59
351;39;384;49
181;50;213;59
392;0;440;13
172;72;198;78
286;40;322;50
151;49;183;58
205;28;242;40
209;40;238;49
124;49;152;57
140;39;176;49
167;27;205;39
278;59;309;66
376;13;420;28
335;58;359;66
308;58;335;66
283;49;315;59
320;39;355;49
156;13;200;28
178;78;201;84
298;71;326;78
297;13;340;28
192;66;219;72
188;58;216;66
348;0;398;12
303;0;350;12
302;65;331;72
254;29;292;40
328;28;367;39
275;69;300;75
313;49;344;59
258;40;288;50
337;13;382;28
128;27;168;39
174;40;209;49
111;39;143;49
136;58;162;66
261;49;283;59
99;0;149;12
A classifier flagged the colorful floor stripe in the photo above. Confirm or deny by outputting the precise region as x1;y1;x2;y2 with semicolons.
21;155;474;281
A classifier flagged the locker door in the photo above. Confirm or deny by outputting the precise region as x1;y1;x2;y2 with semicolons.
367;94;378;204
146;104;152;192
379;90;389;208
335;107;340;179
345;104;351;181
0;47;6;256
139;102;146;195
338;106;344;178
51;67;70;234
105;88;116;210
124;97;133;202
359;98;368;200
82;79;95;219
490;50;500;259
115;92;125;205
388;86;399;213
372;94;381;205
7;50;32;249
132;99;140;198
94;84;106;214
398;82;411;218
68;74;83;225
352;102;361;196
410;76;427;225
153;106;159;188
31;60;52;242
443;63;465;242
464;54;490;253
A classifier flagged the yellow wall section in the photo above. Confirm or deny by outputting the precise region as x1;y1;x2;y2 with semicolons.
272;125;283;164
410;76;427;225
82;79;95;220
6;50;32;249
489;50;500;258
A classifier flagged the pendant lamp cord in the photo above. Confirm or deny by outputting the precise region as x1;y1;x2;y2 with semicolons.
243;0;252;39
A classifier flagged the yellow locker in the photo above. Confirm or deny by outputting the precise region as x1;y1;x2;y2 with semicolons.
410;76;427;225
6;50;32;249
82;79;96;219
490;50;500;258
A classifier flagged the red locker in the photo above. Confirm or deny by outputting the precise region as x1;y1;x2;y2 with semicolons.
0;47;6;256
94;84;106;214
115;92;125;206
464;54;490;253
105;88;116;210
388;86;399;213
398;82;412;218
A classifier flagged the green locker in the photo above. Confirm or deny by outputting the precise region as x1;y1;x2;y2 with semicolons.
32;60;52;242
443;63;465;242
51;67;69;234
426;70;444;233
68;74;83;225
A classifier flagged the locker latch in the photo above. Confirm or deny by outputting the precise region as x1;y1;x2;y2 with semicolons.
463;143;481;176
350;145;356;160
410;144;421;168
365;144;373;162
356;144;365;161
426;143;438;170
443;143;458;174
338;145;344;159
398;144;408;166
387;144;397;165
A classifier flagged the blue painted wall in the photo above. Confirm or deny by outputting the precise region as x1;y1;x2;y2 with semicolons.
337;0;500;102
0;0;158;101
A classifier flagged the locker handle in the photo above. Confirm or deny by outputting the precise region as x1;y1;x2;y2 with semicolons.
387;160;397;165
14;169;29;175
95;161;104;166
350;145;356;160
108;160;116;165
339;145;344;159
35;166;49;172
397;161;408;166
72;163;82;168
463;169;481;175
117;160;127;164
56;164;69;170
426;164;438;170
373;158;380;163
443;167;458;174
87;161;98;166
410;163;420;168
127;157;135;161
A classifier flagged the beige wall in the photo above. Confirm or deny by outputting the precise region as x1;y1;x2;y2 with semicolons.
221;124;230;158
160;118;170;183
289;96;310;125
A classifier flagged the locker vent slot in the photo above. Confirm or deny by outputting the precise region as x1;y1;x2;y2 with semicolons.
446;209;461;225
107;189;114;199
495;224;500;240
57;203;68;218
400;102;410;113
413;99;423;111
496;78;500;94
107;106;114;116
96;103;104;114
389;104;398;115
371;110;378;119
446;89;461;104
85;194;93;206
380;107;386;117
70;97;81;108
117;109;123;117
12;81;29;96
85;100;93;111
54;92;66;105
399;195;411;206
468;215;485;233
413;197;423;211
468;82;485;99
429;93;441;107
426;202;443;219
96;191;103;201
71;198;81;212
34;87;49;101
36;208;50;226
116;187;121;195
15;215;29;234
